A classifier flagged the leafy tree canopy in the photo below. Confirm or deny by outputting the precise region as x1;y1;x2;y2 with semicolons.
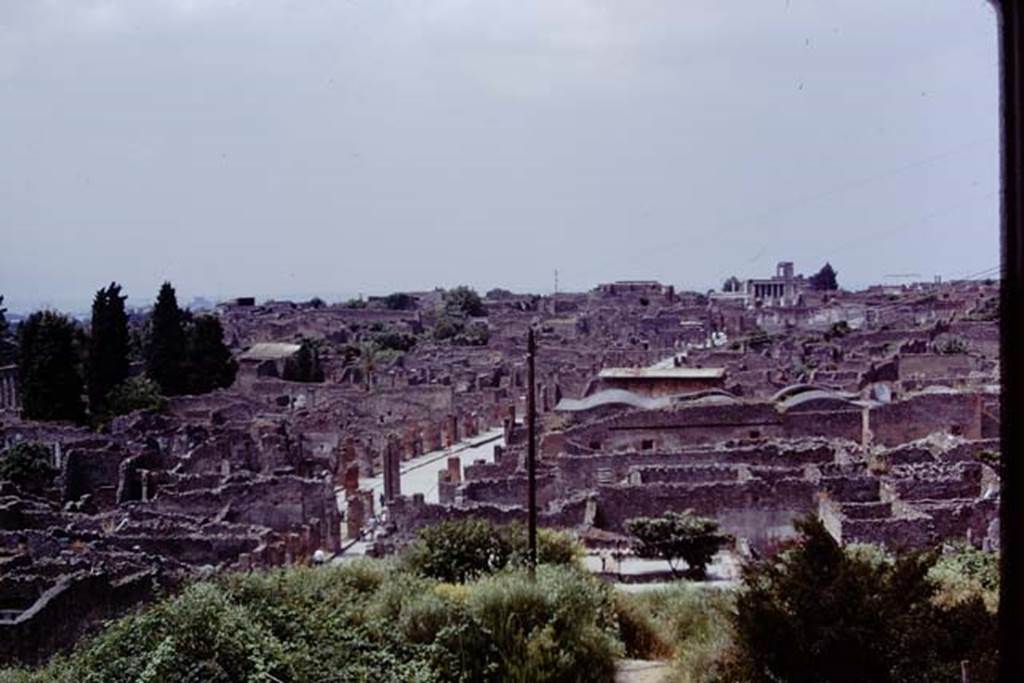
383;292;417;310
809;262;839;291
17;310;86;423
106;376;167;416
404;517;582;583
343;297;367;309
184;314;238;393
282;341;324;383
443;286;486;318
625;510;732;579
0;441;56;492
726;517;997;683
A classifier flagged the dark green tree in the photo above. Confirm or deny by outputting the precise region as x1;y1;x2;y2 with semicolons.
443;286;486;317
0;295;15;365
809;262;839;291
625;510;732;579
383;292;417;310
432;314;465;341
145;282;187;395
727;517;997;682
17;311;86;422
457;320;490;346
0;442;56;492
107;376;167;415
282;341;324;384
87;282;131;412
184;315;237;393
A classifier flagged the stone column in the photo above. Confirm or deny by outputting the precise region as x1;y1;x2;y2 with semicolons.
383;436;401;502
446;456;462;484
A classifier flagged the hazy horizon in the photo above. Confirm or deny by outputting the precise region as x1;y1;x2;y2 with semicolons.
1;1;1001;314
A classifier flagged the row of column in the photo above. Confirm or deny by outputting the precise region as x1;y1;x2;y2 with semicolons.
755;283;787;300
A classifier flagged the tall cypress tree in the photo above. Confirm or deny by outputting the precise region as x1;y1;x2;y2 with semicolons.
87;283;131;412
145;282;187;395
17;311;86;422
185;315;237;394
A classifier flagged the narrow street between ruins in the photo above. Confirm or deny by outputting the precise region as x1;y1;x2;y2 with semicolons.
334;428;505;557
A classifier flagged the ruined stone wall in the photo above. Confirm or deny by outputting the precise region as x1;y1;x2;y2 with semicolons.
628;464;740;485
0;569;164;666
781;409;863;442
145;475;340;552
593;478;817;542
457;473;560;508
898;353;975;380
869;393;981;446
62;447;125;510
384;494;590;543
554;442;835;491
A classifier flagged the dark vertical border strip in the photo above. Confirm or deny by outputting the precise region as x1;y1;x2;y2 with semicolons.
998;0;1024;680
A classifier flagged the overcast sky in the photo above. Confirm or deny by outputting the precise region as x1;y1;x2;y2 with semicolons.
0;0;1000;313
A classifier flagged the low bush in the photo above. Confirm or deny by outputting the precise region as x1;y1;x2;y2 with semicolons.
467;566;621;683
105;377;166;416
403;518;582;583
2;559;620;683
619;585;734;682
611;592;673;660
0;442;56;492
928;543;999;612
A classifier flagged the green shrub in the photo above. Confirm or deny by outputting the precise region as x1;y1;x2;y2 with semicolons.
2;558;626;683
106;377;166;416
928;543;999;612
467;566;621;683
727;517;998;682
612;592;673;660
404;518;582;583
405;518;516;583
619;585;734;681
0;442;56;492
443;286;486;318
58;582;292;683
433;314;465;341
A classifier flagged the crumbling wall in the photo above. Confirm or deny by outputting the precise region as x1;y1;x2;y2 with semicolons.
869;393;981;446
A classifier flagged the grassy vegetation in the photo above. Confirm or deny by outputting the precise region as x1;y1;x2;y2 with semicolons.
0;561;623;683
0;518;999;682
616;585;734;682
623;522;1000;683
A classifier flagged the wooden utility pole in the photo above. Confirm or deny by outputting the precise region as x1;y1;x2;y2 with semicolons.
526;327;538;576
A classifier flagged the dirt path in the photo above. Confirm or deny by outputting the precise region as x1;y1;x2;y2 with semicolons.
615;659;673;683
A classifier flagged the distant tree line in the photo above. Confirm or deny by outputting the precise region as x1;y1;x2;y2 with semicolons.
4;281;236;426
